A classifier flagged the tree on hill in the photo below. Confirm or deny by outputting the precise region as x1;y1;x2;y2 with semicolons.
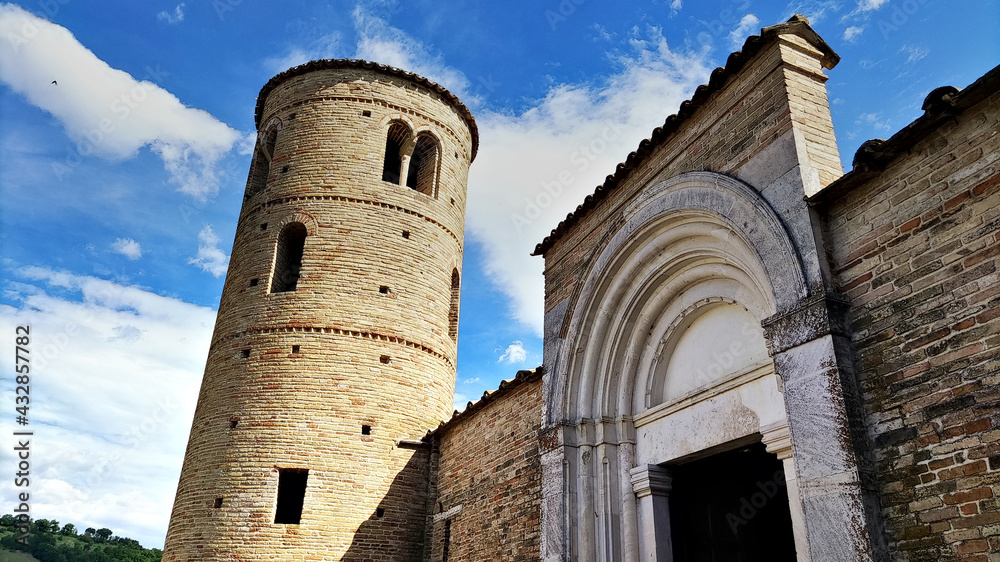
1;514;162;561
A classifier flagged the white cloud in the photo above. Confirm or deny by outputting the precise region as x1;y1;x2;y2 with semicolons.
468;30;711;334
157;3;185;24
670;0;683;15
0;5;242;199
463;377;482;384
900;44;929;63
858;0;889;11
453;393;468;412
729;14;760;49
188;225;230;277
856;111;892;131
263;32;342;75
352;6;471;101
111;237;142;260
843;25;864;41
498;340;528;364
0;266;215;548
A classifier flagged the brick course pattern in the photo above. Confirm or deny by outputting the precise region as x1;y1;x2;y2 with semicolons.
426;370;543;562
821;86;1000;560
163;62;475;561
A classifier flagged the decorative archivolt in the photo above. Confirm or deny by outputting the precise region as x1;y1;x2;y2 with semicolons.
553;171;808;425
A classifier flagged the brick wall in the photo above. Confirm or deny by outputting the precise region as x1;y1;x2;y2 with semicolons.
821;87;1000;560
426;370;543;561
164;63;475;560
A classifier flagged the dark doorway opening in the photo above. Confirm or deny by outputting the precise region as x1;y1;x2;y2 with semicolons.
669;441;796;562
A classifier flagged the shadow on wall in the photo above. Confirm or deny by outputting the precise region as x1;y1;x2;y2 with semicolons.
342;445;432;561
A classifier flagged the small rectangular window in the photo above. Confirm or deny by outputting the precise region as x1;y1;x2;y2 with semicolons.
249;278;259;287
379;355;390;364
379;286;390;294
274;468;308;524
214;497;223;509
291;345;300;354
362;424;371;435
240;349;250;359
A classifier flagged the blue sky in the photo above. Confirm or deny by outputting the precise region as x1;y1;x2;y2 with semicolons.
0;0;997;549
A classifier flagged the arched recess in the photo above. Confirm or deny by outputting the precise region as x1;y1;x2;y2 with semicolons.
406;132;440;196
448;268;460;341
270;222;307;293
382;121;412;185
545;171;809;561
245;119;282;200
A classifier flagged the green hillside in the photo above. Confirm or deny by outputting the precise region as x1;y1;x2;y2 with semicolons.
0;516;161;562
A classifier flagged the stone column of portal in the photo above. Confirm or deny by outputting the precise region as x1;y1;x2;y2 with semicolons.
762;421;811;561
629;465;672;562
763;294;886;561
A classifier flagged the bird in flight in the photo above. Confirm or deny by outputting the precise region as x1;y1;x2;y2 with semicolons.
51;80;57;85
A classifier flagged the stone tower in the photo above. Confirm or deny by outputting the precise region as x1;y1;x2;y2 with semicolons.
163;59;477;560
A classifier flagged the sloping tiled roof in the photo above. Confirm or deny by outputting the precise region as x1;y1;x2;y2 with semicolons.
532;15;838;256
429;366;544;436
255;58;480;161
809;63;1000;205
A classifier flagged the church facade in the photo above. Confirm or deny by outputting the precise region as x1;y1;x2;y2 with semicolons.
165;15;1000;562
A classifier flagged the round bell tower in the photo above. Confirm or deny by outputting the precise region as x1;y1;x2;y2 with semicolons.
163;59;476;560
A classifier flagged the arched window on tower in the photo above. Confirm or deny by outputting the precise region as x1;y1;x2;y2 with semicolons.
270;222;307;293
406;133;439;196
449;269;460;341
246;127;278;200
382;122;411;185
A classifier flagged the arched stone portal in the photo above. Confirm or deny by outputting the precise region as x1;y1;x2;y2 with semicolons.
543;172;813;561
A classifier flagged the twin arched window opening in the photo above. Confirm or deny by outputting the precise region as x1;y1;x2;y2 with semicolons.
382;121;440;197
271;222;307;293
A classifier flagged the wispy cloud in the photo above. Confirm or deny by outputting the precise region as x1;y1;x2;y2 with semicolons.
498;340;528;364
729;14;760;49
111;238;142;260
856;111;892;131
352;5;471;101
0;266;214;548
900;44;929;63
670;0;683;16
858;0;889;11
843;25;863;42
263;32;342;75
0;5;242;199
157;3;185;24
188;225;230;277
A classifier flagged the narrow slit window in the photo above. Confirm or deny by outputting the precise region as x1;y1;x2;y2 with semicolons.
271;222;307;293
407;133;439;196
382;122;411;185
245;127;278;199
443;519;452;561
274;468;308;524
449;269;460;341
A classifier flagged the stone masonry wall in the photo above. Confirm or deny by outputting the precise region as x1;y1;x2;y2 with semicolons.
426;371;543;561
821;88;1000;560
164;64;475;561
